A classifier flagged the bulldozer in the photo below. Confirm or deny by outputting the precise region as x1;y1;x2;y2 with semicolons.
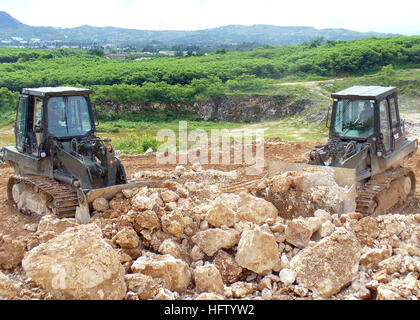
0;87;165;223
269;85;418;216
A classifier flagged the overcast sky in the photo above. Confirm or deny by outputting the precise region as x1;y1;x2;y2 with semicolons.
1;0;420;35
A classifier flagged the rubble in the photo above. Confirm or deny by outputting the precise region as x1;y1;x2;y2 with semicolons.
192;228;240;256
0;234;27;270
193;264;225;295
124;273;167;300
21;224;127;300
237;192;278;225
2;160;419;301
285;219;313;248
112;227;140;249
0;271;18;299
131;252;191;293
252;168;354;219
290;228;361;298
235;225;280;274
213;250;243;284
92;197;109;212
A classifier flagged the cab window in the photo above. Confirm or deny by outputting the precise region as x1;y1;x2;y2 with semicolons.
379;100;391;152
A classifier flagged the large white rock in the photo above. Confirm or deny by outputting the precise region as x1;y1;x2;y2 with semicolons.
22;224;126;300
205;196;237;228
192;228;240;256
237;192;278;225
235;225;280;274
132;195;156;211
290;228;361;298
131;252;191;292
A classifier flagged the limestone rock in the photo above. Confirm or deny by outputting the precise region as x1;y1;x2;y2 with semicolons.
230;282;255;298
306;217;322;234
92;197;109;213
376;285;402;300
196;292;224;300
205;198;236;228
161;212;185;236
134;210;160;231
0;235;26;270
160;190;179;203
192;228;240;256
190;245;205;261
113;227;140;249
0;271;18;299
193;264;225;295
37;215;78;235
165;202;177;211
131;252;191;292
290;228;361;298
154;287;177;300
158;239;191;264
122;189;134;199
319;221;335;238
348;217;381;246
285;219;312;248
213;250;243;284
132;195;156;211
279;268;296;286
237;192;278;225
22;224;126;300
235;225;279;274
360;246;393;270
314;209;332;223
124;273;167;300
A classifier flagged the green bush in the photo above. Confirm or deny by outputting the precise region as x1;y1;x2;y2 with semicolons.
141;134;160;152
113;134;143;154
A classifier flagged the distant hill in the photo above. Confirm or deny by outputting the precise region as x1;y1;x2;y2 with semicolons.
0;11;397;48
0;11;24;28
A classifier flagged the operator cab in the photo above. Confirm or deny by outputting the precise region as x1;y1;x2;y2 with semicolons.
15;87;95;158
331;86;403;155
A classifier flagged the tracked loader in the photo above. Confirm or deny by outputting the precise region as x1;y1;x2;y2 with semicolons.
269;86;418;216
0;87;164;223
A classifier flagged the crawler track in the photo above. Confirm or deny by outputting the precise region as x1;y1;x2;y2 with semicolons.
7;174;79;218
356;167;416;216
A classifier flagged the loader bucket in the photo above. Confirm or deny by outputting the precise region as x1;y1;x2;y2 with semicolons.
85;180;175;205
267;160;357;214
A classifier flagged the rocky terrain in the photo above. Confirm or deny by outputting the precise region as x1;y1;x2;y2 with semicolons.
0;138;419;300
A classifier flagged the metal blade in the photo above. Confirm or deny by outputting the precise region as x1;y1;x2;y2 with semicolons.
75;189;90;224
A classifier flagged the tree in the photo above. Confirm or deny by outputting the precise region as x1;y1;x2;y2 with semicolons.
88;47;105;57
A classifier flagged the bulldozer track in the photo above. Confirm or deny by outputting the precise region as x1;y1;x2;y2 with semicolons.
356;167;416;216
7;174;79;219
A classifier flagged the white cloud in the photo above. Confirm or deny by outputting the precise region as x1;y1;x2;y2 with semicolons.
1;0;420;34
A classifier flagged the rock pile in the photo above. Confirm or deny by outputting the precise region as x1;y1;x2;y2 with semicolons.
0;166;419;300
251;167;355;219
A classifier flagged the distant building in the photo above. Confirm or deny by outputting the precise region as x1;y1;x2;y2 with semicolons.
105;53;128;59
158;50;176;56
134;57;152;61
